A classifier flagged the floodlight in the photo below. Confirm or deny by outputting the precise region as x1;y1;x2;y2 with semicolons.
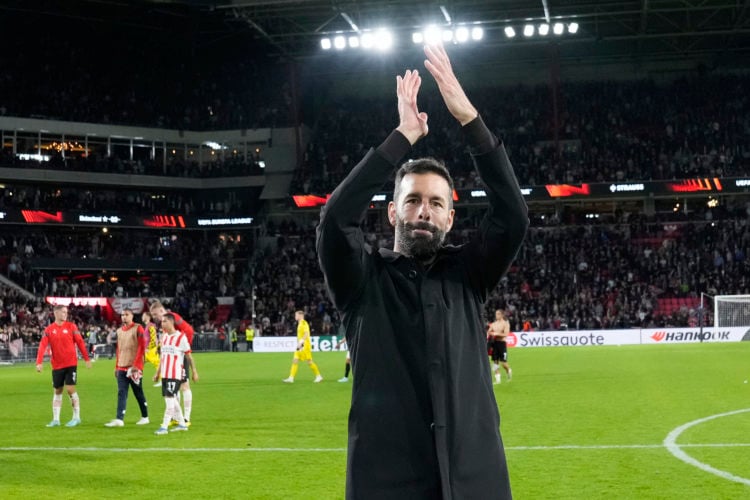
442;29;453;42
334;36;346;50
538;23;549;36
553;22;564;35
348;36;360;48
374;29;393;51
471;26;483;40
568;22;579;34
523;24;534;37
504;26;516;38
361;32;374;48
424;25;441;45
321;38;332;50
455;26;469;42
412;32;424;44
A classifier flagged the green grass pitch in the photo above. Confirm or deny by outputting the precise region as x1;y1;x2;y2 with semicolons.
1;343;749;499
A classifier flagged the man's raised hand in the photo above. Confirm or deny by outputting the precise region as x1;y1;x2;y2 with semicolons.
395;69;428;145
423;42;478;126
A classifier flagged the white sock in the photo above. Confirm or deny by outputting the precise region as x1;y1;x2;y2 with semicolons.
52;394;63;421
182;389;192;421
163;398;176;427
70;393;80;420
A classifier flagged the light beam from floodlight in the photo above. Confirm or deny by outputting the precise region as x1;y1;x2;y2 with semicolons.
471;26;483;40
374;29;393;51
321;38;332;50
538;23;549;36
412;32;424;44
553;22;564;35
334;36;346;50
424;25;441;45
442;29;453;42
349;36;360;48
361;32;374;49
455;26;469;42
523;25;534;37
504;26;515;38
568;22;579;34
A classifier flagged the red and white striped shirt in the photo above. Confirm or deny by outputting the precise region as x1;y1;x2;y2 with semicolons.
158;332;191;380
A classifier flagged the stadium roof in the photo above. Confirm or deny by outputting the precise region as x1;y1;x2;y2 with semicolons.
155;0;750;63
5;1;750;68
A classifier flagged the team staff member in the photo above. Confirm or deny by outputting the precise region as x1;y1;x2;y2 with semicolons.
142;310;161;386
316;42;528;498
153;313;198;435
35;305;92;427
282;311;323;383
149;300;196;425
105;309;150;427
487;309;513;384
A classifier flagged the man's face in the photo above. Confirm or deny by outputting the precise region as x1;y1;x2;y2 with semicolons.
54;307;68;322
142;312;150;324
295;312;303;322
162;318;175;333
150;306;165;322
121;310;133;324
388;172;455;260
496;310;504;321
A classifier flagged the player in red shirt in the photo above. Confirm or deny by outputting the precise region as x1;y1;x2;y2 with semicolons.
149;300;196;425
152;313;199;435
35;304;92;427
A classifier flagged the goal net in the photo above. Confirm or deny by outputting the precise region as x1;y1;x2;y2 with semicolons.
713;295;750;328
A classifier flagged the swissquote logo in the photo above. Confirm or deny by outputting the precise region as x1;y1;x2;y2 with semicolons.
506;332;518;347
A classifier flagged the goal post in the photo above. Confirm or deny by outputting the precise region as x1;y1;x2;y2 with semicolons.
712;294;750;328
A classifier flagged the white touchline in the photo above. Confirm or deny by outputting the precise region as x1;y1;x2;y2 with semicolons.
1;443;750;453
663;408;750;486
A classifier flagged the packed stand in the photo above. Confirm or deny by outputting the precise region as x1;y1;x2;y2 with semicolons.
0;15;292;131
0;228;253;329
293;73;750;193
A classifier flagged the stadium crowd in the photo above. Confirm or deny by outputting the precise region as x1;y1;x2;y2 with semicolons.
293;73;750;193
2;49;750;343
4;207;748;349
0;31;292;131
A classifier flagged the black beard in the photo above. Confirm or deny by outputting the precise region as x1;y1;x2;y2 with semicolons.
396;219;446;261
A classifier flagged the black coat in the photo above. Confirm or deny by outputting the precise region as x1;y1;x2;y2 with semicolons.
317;117;529;500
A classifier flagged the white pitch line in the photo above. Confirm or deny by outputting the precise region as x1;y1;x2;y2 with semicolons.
664;408;750;487
1;443;749;453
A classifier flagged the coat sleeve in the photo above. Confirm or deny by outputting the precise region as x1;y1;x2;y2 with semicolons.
316;130;412;311
462;116;529;300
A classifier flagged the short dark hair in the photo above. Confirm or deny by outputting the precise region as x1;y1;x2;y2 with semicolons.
394;157;455;206
163;313;176;323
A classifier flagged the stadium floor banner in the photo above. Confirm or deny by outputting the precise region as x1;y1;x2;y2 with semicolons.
509;327;749;348
254;335;347;353
509;329;639;348
253;329;750;352
640;327;749;344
